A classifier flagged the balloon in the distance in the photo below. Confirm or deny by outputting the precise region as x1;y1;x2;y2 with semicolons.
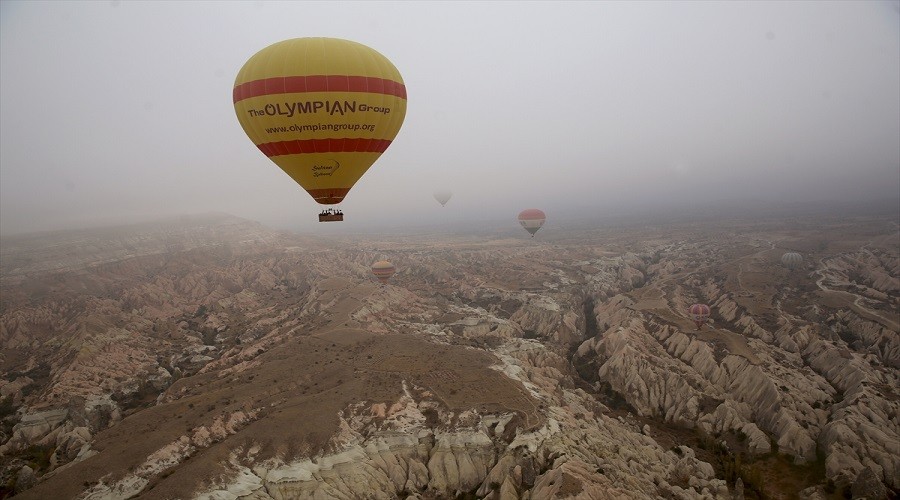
518;209;546;237
233;38;407;206
433;190;452;207
371;260;396;285
688;303;711;330
781;252;802;270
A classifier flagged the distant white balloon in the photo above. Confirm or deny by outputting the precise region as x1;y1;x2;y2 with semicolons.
433;190;452;207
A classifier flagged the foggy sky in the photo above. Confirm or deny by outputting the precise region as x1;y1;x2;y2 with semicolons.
1;1;898;235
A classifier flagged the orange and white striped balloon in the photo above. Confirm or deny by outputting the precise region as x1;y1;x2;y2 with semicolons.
371;260;396;285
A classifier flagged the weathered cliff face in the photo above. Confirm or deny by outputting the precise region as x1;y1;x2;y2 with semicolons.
1;214;897;498
198;348;728;500
0;217;318;485
577;308;830;460
572;226;899;493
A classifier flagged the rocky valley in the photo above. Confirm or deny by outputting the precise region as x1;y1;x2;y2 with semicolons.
0;211;897;499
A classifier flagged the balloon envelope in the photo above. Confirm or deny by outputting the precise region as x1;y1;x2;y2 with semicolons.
518;209;546;236
781;252;802;270
233;38;407;205
688;303;710;330
433;190;452;207
371;260;396;284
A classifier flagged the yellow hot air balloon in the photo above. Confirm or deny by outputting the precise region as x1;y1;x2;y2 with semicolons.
233;38;407;222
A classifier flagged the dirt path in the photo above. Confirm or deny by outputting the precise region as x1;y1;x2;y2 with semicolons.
813;254;900;331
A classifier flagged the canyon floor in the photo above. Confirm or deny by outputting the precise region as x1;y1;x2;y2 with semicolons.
0;211;897;499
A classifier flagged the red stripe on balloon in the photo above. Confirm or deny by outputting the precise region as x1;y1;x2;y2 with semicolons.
518;209;546;220
256;138;392;157
233;75;407;103
689;304;710;315
306;188;350;205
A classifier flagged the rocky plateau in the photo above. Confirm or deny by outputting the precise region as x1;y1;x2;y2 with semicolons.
0;211;897;499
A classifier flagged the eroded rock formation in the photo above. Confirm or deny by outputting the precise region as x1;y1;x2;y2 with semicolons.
1;213;896;498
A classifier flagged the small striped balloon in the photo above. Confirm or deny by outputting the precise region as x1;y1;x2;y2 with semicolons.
781;252;802;270
371;260;396;285
518;209;546;237
688;303;711;330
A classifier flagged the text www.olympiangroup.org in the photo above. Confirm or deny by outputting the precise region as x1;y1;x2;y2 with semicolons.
265;123;376;134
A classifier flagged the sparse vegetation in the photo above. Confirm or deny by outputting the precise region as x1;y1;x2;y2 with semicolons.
522;329;539;339
0;396;16;420
688;426;833;499
20;444;55;474
595;382;635;412
582;296;599;337
112;380;164;415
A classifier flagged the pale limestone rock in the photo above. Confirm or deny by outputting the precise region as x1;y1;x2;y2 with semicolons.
0;408;68;455
405;458;430;492
196;466;265;500
426;430;494;495
0;376;32;399
732;478;744;500
48;424;91;469
798;485;828;500
202;342;735;500
851;466;888;500
15;465;36;493
477;453;517;497
740;423;771;455
576;296;836;465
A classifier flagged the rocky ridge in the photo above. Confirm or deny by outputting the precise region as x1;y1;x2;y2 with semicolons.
1;214;897;498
